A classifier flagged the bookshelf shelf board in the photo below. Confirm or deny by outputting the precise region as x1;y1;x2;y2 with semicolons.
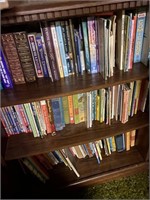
5;111;148;161
46;147;147;188
1;0;148;25
1;63;148;107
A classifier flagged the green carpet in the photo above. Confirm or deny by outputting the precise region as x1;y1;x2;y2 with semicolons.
80;172;149;199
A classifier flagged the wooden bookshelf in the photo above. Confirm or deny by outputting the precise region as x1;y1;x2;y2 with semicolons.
1;62;148;107
1;0;149;197
4;111;148;160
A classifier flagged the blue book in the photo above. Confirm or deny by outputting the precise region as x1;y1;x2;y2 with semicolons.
74;29;82;74
55;21;69;77
134;12;146;63
115;133;125;152
0;50;13;89
0;82;3;90
51;98;64;131
36;33;49;77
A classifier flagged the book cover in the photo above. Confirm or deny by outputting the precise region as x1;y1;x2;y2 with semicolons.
35;33;49;77
0;49;13;89
13;31;36;82
78;93;86;123
130;130;136;147
1;33;25;84
125;131;131;151
134;12;146;63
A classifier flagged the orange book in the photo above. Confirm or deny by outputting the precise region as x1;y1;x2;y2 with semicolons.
68;95;74;124
40;100;52;134
125;131;130;151
130;130;136;147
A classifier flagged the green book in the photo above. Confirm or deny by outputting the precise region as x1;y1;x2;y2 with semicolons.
73;94;80;124
62;96;70;124
23;103;39;137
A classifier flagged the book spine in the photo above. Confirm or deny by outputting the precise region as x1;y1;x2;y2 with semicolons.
13;31;36;82
23;103;39;137
46;100;56;134
1;34;25;84
129;15;137;69
68;95;74;124
74;28;82;74
1;108;14;135
0;49;13;89
73;94;79;124
0;109;11;136
69;19;78;74
61;21;72;75
51;98;64;131
62;96;70;124
130;130;136;147
87;17;97;74
41;21;60;81
50;23;64;78
125;131;131;151
65;20;75;74
40;100;52;134
40;34;53;80
128;18;134;69
55;21;69;77
27;34;44;78
11;106;24;133
35;33;49;77
134;12;146;63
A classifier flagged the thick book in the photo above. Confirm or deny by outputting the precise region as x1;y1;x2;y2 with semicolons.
62;96;70;124
0;49;13;89
134;12;146;63
41;21;60;81
1;33;25;84
13;31;36;82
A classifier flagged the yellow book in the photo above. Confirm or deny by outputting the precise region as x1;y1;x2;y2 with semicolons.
134;80;142;114
73;94;80;124
130;130;136;147
125;131;131;151
111;136;116;152
62;96;70;124
95;141;102;160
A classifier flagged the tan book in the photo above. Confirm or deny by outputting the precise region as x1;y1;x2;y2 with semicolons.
125;131;131;151
130;130;136;147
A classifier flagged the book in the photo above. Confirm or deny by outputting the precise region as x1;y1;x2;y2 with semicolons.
130;129;136;147
40;100;52;134
55;21;69;77
1;33;25;84
68;95;74;124
125;131;131;151
0;49;13;89
115;133;125;152
50;22;64;78
62;96;70;124
51;98;64;131
40;21;60;81
13;31;36;82
87;17;97;74
35;33;49;77
73;94;80;124
81;18;91;73
27;33;44;78
116;10;125;70
134;12;146;63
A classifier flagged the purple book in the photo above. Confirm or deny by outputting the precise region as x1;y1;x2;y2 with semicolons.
0;49;13;89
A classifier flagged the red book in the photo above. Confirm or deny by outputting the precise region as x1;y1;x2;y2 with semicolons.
40;100;52;134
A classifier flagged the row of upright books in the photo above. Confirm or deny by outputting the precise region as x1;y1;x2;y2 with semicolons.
19;130;137;182
0;9;149;89
0;79;148;137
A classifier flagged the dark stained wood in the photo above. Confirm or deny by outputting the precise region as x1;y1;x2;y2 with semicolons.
1;0;149;25
1;63;148;107
4;111;148;160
